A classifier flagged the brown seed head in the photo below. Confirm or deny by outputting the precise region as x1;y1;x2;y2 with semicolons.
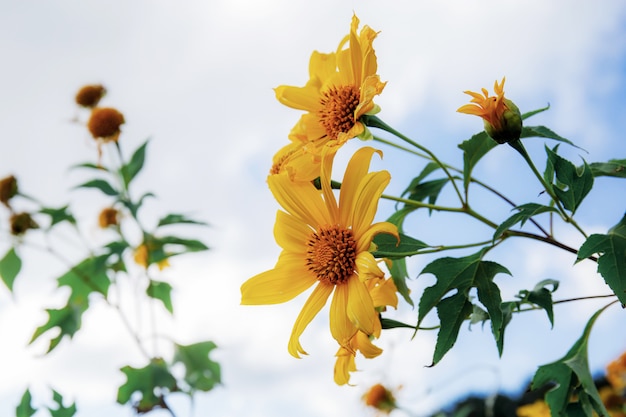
88;107;125;141
10;212;38;236
75;84;107;108
98;207;119;228
0;175;18;208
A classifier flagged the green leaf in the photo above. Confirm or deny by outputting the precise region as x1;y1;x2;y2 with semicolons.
432;292;473;365
39;205;76;227
117;358;177;413
419;249;511;363
48;390;77;417
587;159;626;178
521;104;550;120
30;303;87;352
71;162;110;172
545;146;594;213
0;247;22;291
402;178;449;212
521;126;582;150
458;131;497;193
154;236;209;253
386;257;413;307
30;256;111;351
517;279;559;327
532;302;615;417
74;179;118;196
381;318;416;330
121;140;149;187
577;214;626;306
371;232;429;258
401;162;442;198
157;213;208;227
16;389;36;417
173;342;221;393
493;203;559;241
147;280;173;314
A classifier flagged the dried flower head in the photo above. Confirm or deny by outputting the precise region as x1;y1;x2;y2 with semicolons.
88;107;125;141
363;383;397;414
607;351;626;392
98;207;119;228
75;84;106;108
10;212;38;235
0;175;18;208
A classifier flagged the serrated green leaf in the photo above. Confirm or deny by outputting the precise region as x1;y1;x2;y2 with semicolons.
371;232;429;258
157;213;208;228
419;249;511;362
147;280;173;314
493;203;559;241
532;302;615;417
173;342;221;393
120;140;149;187
432;292;473;365
521;126;582;150
521;104;550;120
519;279;559;327
16;389;36;417
545;146;594;213
74;179;118;196
458;131;497;193
39;205;76;227
117;358;177;413
401;162;442;197
0;247;21;291
386;257;413;307
403;178;449;212
587;159;626;178
30;303;87;352
48;389;77;417
577;214;626;305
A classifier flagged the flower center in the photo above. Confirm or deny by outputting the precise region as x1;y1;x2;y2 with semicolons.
318;85;360;140
306;225;357;285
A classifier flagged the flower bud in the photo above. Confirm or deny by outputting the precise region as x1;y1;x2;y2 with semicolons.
88;107;125;141
75;84;106;108
363;383;398;414
458;77;523;144
10;212;38;235
0;175;18;208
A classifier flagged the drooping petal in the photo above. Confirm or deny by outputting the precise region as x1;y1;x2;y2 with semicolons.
355;331;383;359
330;283;358;346
334;345;357;385
369;278;399;309
355;251;385;282
269;173;329;227
288;282;334;358
241;259;317;305
346;274;378;336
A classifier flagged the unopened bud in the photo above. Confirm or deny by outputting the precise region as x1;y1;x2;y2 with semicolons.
75;85;106;108
10;212;38;235
0;175;18;208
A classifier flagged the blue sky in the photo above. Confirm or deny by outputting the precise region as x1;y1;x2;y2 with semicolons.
1;1;625;416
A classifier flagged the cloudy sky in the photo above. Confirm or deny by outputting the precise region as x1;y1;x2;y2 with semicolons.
1;1;625;416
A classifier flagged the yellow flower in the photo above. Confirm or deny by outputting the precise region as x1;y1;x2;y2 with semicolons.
275;15;386;164
241;146;398;357
457;77;522;144
516;400;551;417
607;351;626;392
134;243;170;270
362;383;398;414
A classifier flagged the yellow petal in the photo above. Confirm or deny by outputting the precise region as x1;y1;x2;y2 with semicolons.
330;283;358;346
241;260;316;305
355;251;385;282
309;51;337;83
346;275;378;336
357;221;398;253
355;331;383;359
274;84;321;112
269;173;329;227
288;282;333;358
457;103;486;116
351;170;391;238
320;145;339;222
338;146;382;226
355;75;386;119
334;346;357;385
370;278;399;309
274;210;312;251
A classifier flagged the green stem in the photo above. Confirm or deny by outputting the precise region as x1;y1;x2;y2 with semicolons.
508;139;588;238
364;115;465;204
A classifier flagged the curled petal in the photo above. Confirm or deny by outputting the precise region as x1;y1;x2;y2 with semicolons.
357;221;399;253
346;275;378;337
355;331;383;359
351;171;391;237
334;345;357;385
355;251;385;282
330;283;358;346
